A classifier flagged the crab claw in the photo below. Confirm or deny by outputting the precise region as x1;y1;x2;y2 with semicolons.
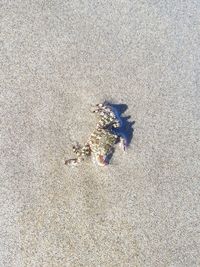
65;158;78;166
96;155;108;166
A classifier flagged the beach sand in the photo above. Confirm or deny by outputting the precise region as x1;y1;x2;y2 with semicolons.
1;0;200;266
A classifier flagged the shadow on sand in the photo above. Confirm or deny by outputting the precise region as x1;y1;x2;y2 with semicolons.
105;102;135;164
109;102;135;146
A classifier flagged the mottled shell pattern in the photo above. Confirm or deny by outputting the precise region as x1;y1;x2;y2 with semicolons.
65;102;126;166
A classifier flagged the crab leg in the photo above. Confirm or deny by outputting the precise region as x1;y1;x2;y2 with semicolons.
65;143;91;166
119;136;127;151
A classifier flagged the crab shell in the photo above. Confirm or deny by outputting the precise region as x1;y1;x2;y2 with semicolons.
89;128;118;166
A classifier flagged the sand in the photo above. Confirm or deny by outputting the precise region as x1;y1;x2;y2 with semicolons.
1;0;200;266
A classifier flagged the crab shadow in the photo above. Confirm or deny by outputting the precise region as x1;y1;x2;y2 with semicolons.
106;102;135;163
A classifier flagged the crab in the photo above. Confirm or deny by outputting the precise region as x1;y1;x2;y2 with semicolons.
65;102;127;166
